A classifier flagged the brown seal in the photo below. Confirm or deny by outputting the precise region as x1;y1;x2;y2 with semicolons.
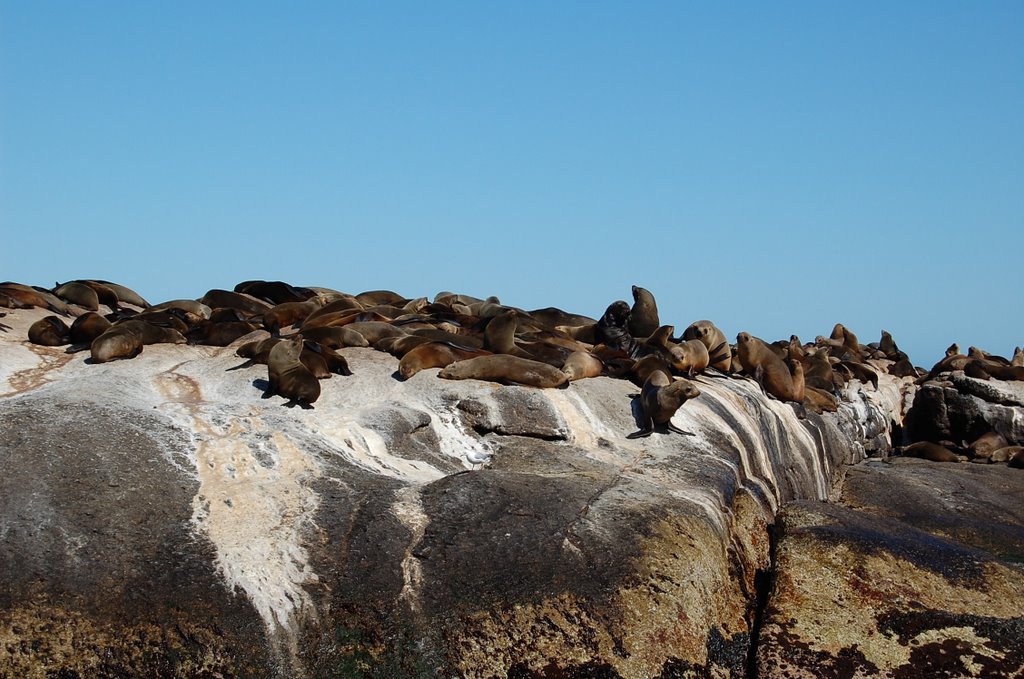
200;289;272;316
90;324;145;363
835;361;879;390
802;348;838;392
28;316;71;346
90;280;151;308
561;350;603;381
233;338;351;378
992;446;1024;465
355;290;406;307
341;321;407;345
298;325;370;349
1013;347;1024;368
900;441;961;463
302;296;364;325
376;334;433;358
116;319;188;346
527;307;597;331
438;354;569;388
483;310;523;355
999;446;1024;467
627;285;660;338
265;337;320;407
187;320;260;346
970;431;1009;459
682;320;731;372
0;283;73;315
68;312;112;346
234;280;316;305
557;323;598;344
74;280;121;311
669;339;710;378
398;341;492;379
627;369;700;439
628;354;673;387
149;299;213;318
736;332;801;403
968;346;1011;365
262;297;327;335
53;282;100;311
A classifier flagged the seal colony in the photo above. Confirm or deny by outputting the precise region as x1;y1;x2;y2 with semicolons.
4;278;1023;467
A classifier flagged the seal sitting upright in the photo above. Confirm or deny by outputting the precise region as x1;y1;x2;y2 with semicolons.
628;369;701;439
264;337;321;408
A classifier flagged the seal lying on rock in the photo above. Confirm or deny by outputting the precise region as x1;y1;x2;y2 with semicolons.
438;355;569;389
627;369;700;439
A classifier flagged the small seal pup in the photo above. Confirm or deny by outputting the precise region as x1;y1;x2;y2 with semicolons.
627;369;701;439
265;337;320;407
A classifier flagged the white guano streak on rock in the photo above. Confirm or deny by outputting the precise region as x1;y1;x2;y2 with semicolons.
391;486;430;616
688;381;782;512
190;418;320;638
545;388;619;451
429;402;494;470
317;420;445;484
153;366;321;643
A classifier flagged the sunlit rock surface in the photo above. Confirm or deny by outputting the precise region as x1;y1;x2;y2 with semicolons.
757;463;1024;678
0;306;953;678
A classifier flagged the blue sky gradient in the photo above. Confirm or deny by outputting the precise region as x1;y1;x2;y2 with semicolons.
2;2;1021;364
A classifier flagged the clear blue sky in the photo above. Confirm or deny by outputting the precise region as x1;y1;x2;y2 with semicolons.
2;2;1021;365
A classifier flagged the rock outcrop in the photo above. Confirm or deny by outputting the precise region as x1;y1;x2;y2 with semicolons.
2;302;1021;678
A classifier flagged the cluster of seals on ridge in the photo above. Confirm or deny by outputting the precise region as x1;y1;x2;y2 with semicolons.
11;277;1022;462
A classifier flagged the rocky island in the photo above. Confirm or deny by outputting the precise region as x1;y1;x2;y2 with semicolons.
1;279;1022;678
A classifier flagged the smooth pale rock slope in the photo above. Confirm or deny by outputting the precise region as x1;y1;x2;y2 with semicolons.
0;305;914;678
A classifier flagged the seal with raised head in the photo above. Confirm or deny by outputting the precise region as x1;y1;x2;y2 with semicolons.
627;369;700;439
682;320;731;372
627;285;660;338
669;339;710;378
736;332;801;403
438;354;569;389
265;337;320;407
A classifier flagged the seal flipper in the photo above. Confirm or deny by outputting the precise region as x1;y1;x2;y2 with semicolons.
227;359;257;371
667;422;695;436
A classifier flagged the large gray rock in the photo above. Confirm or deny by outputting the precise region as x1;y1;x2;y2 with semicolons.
756;460;1024;678
906;374;1024;447
0;307;908;677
